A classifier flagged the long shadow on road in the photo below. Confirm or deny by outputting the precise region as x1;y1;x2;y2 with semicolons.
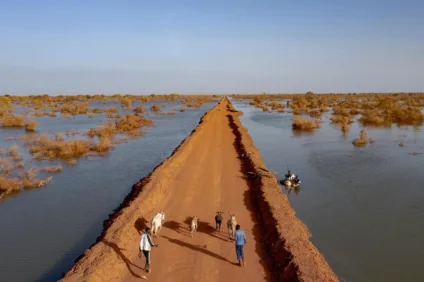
103;240;143;279
161;235;232;264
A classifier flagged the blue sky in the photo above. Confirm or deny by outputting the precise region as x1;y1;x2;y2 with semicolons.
1;0;423;94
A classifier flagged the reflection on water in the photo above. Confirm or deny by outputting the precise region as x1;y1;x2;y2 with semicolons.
232;99;424;282
0;102;215;282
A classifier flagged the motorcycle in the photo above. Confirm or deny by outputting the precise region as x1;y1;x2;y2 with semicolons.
280;171;301;188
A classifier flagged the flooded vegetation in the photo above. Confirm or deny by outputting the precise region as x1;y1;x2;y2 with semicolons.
0;94;216;281
232;93;424;282
0;94;215;199
1;93;424;281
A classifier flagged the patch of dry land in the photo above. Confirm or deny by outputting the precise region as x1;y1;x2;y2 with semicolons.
61;98;337;282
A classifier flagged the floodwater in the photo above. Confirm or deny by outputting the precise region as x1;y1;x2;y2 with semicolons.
232;99;424;282
0;101;215;282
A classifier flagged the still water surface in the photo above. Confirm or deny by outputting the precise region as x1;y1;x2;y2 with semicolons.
0;102;215;282
233;100;424;282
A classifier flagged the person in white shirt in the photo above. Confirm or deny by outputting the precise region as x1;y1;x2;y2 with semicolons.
139;227;158;274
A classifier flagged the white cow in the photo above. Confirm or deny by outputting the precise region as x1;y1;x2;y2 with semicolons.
190;216;199;238
151;212;165;237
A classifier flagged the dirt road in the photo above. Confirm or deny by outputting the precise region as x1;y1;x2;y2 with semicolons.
61;98;338;282
123;103;268;282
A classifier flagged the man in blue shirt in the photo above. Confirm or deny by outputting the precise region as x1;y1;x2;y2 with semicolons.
234;224;247;266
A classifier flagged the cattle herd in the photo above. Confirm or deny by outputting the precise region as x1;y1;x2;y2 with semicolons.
149;211;238;239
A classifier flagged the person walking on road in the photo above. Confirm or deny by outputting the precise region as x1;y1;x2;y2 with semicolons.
139;227;159;277
234;224;246;266
215;211;223;232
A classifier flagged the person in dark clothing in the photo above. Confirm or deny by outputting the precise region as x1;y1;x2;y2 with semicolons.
215;212;223;231
285;170;292;179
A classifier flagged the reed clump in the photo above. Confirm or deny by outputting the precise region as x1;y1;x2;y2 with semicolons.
309;110;322;118
120;98;132;109
261;105;271;112
8;144;20;157
269;102;285;111
292;116;320;130
0;159;13;175
14;161;24;169
352;129;369;147
359;110;388;126
158;111;176;116
332;106;350;117
127;129;143;137
90;136;112;152
87;114;153;139
116;114;154;132
330;115;353;124
66;159;77;165
60;104;89;115
92;107;119;114
25;120;39;131
30;134;91;160
40;164;63;173
133;106;145;114
1;115;25;127
0;169;53;199
150;104;162;112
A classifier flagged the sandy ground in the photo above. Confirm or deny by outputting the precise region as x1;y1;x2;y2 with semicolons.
61;98;338;282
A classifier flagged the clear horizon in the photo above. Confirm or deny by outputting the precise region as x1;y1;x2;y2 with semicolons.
1;0;423;95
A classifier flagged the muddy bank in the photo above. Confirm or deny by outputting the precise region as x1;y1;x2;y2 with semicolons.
226;101;338;282
61;98;337;282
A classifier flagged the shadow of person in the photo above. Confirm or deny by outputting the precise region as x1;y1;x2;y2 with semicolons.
102;240;142;278
134;217;148;234
161;235;232;263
